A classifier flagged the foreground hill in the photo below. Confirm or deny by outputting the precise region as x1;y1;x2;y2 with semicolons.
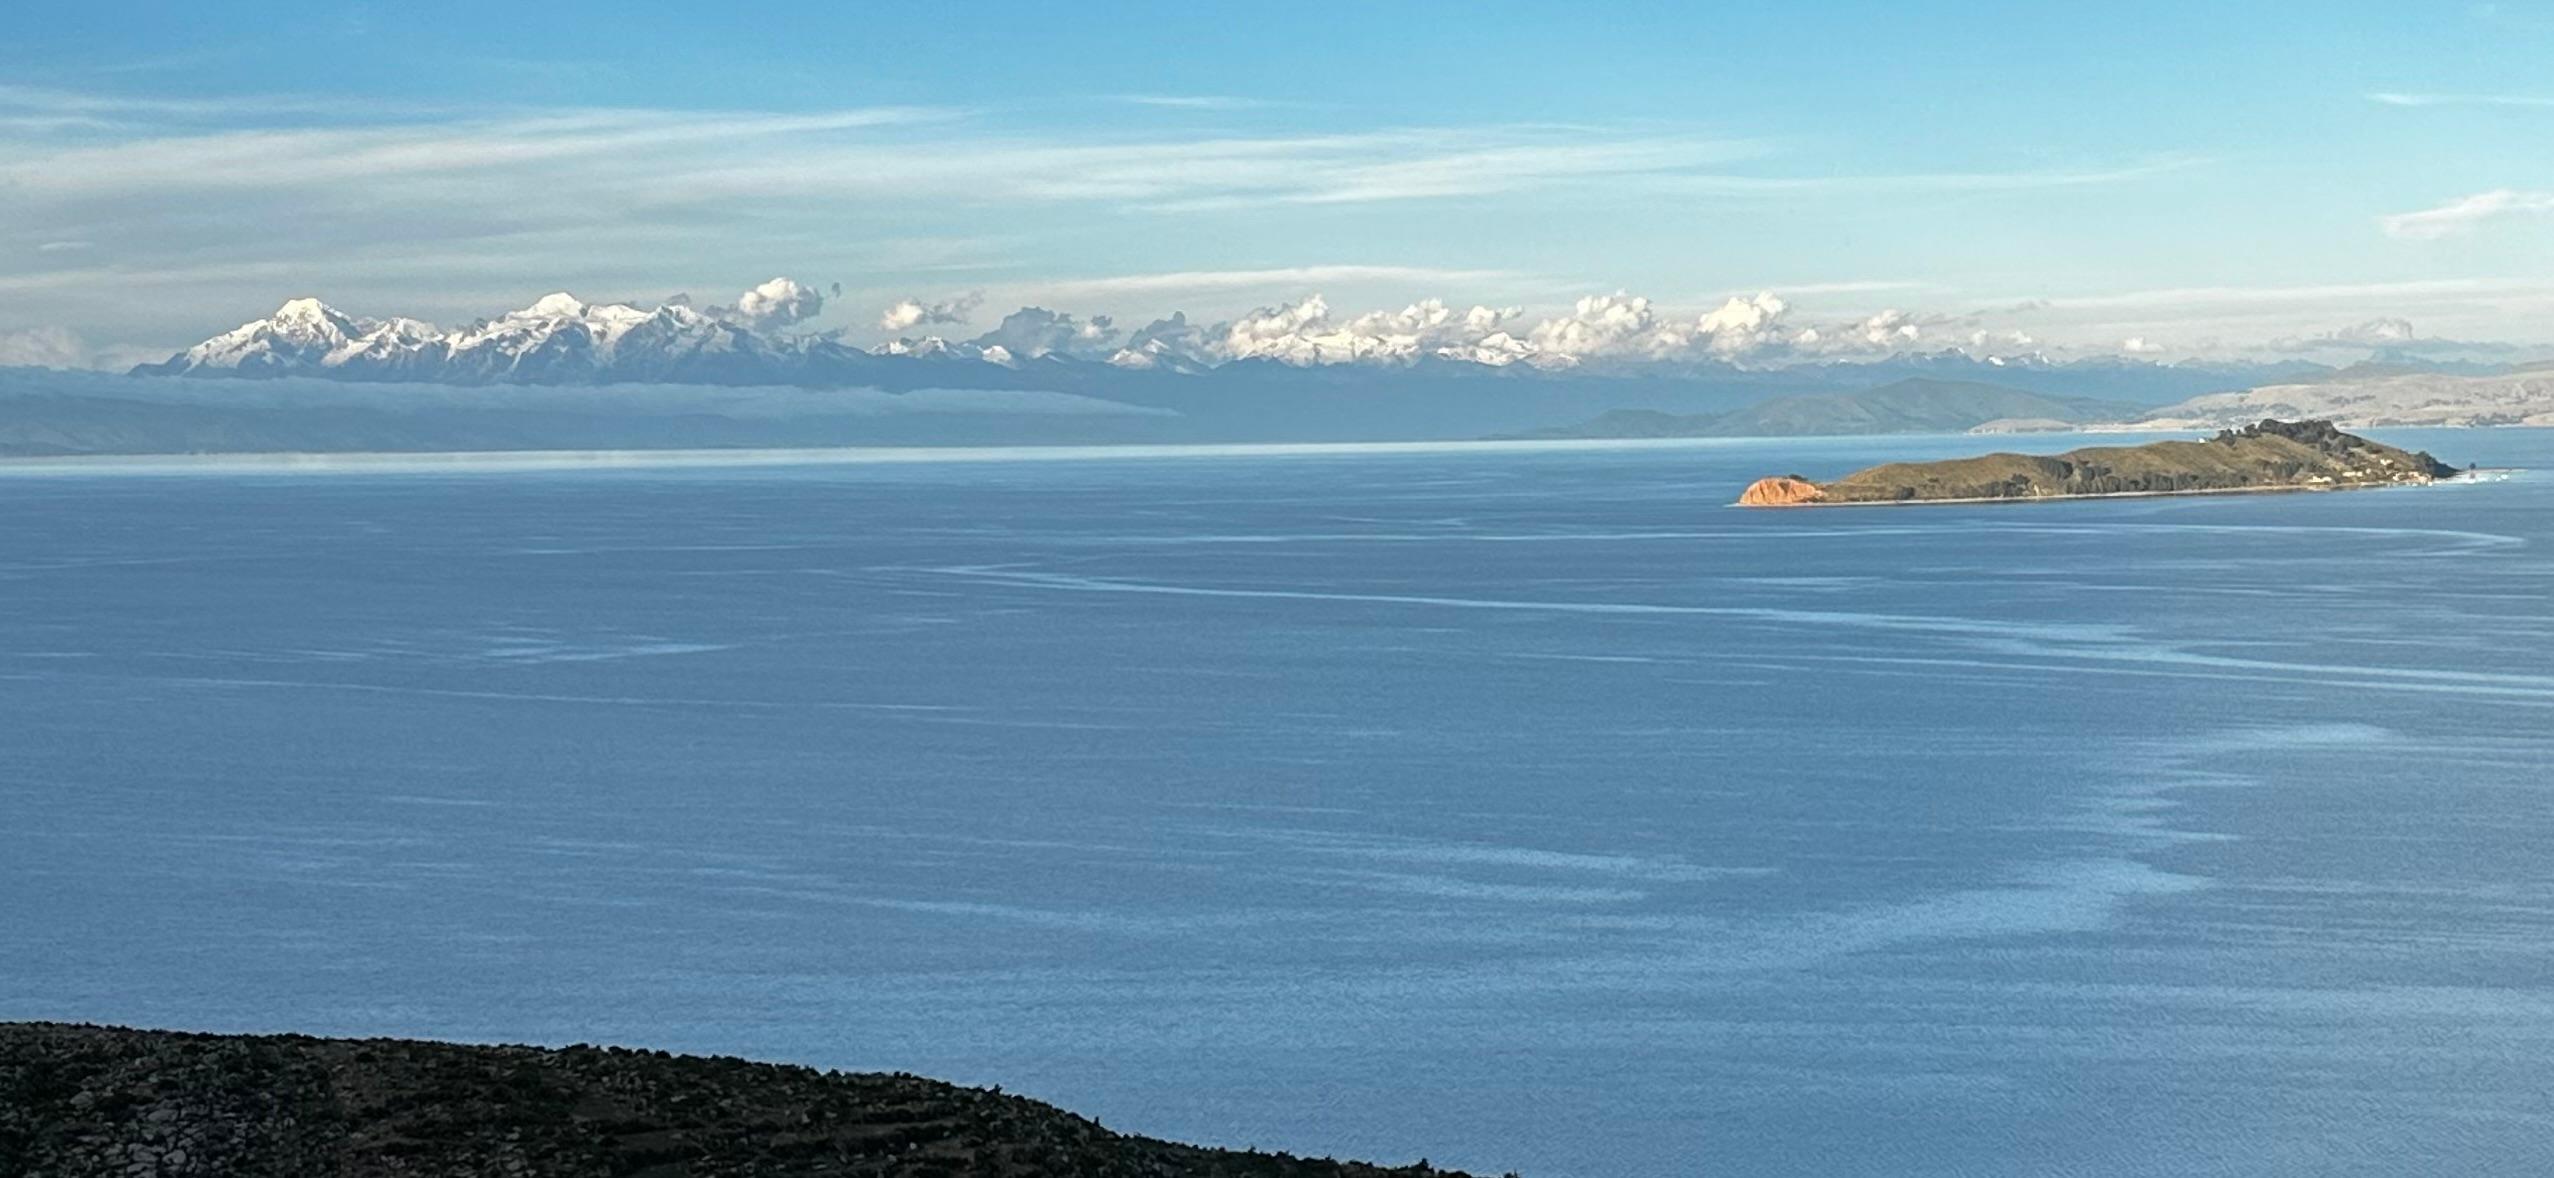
1736;419;2459;506
1504;378;2138;439
0;1023;1486;1178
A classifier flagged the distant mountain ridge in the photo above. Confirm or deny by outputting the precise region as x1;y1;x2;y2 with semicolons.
26;296;2507;455
1503;378;2139;439
2129;365;2554;429
134;296;2323;402
133;294;883;388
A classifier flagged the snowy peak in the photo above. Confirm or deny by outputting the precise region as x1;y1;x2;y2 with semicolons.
161;297;373;374
514;292;589;320
270;297;356;337
866;334;1036;367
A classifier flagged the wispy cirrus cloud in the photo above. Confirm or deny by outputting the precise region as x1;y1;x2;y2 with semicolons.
1707;279;1933;298
0;106;959;196
2368;91;2554;108
0;85;1712;202
2380;189;2554;239
0;325;94;368
879;291;985;332
1107;94;1288;111
1657;155;2206;197
1125;134;1775;211
0;85;2189;219
0;81;442;123
1998;276;2554;310
0;84;2300;356
1035;265;1539;299
0;88;1786;345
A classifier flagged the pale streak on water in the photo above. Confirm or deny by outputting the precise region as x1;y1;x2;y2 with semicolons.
4;430;2552;1176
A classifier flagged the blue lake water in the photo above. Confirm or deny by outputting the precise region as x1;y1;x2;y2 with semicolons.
4;430;2552;1176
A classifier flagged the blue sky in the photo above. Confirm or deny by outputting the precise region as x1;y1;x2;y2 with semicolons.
4;0;2553;366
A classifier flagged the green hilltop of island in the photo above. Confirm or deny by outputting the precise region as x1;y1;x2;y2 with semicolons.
1736;419;2460;507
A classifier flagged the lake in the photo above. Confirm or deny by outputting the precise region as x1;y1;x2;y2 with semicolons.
4;430;2551;1176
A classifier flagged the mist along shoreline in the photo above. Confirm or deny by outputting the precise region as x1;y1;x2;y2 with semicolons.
0;1021;1496;1178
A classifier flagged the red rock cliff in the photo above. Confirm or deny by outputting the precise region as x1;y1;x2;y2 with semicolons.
1736;476;1826;507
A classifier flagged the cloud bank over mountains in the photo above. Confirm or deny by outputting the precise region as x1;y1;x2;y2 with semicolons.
0;326;93;369
1088;291;2006;370
728;277;827;331
876;284;2025;370
878;292;984;333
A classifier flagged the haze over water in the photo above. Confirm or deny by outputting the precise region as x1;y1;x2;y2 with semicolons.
5;430;2551;1177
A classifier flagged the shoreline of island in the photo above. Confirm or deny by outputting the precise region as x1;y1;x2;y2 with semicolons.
1735;469;2508;508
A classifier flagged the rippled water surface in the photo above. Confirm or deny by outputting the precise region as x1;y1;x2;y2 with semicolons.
5;431;2551;1176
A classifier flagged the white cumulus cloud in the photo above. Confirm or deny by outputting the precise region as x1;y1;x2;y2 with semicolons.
2332;316;2416;344
1111;288;2012;369
967;306;1118;360
1524;293;1685;362
879;291;984;333
1210;295;1530;366
1520;291;1833;363
1694;293;1795;356
2258;316;2514;357
727;277;826;330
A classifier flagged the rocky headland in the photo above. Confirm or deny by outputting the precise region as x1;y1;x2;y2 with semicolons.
1735;419;2459;507
0;1023;1489;1178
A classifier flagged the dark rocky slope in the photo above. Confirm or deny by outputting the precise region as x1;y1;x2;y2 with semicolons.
0;1023;1489;1178
1736;419;2459;506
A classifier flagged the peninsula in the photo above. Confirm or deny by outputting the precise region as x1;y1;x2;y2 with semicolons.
1736;419;2459;506
0;1023;1482;1178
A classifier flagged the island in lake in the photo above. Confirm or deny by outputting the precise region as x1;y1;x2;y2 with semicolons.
1736;419;2459;507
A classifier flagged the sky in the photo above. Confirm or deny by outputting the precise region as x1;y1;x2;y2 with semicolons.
4;0;2554;369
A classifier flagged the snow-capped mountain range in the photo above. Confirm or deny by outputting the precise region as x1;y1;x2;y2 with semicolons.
135;292;847;386
139;289;1220;384
132;286;2364;407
